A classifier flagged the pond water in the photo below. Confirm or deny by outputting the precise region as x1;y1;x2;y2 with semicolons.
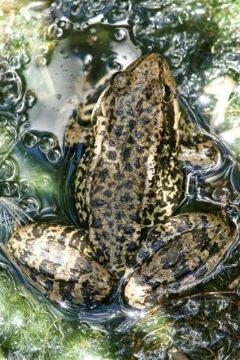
0;0;240;358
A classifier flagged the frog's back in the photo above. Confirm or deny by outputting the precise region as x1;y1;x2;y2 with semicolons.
75;54;183;276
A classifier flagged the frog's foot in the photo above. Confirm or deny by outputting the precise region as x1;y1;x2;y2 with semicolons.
124;212;235;309
179;140;219;168
6;223;113;306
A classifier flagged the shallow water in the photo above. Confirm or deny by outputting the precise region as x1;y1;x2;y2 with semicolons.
0;0;240;358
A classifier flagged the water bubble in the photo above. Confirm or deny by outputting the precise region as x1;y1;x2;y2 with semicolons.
113;28;127;41
83;54;93;66
19;181;33;196
48;23;64;39
9;55;21;70
0;159;16;181
0;116;8;127
212;187;230;203
19;196;41;214
39;135;56;153
22;132;38;148
0;60;22;110
25;90;36;109
35;55;48;67
0;125;17;155
46;148;62;163
1;182;19;197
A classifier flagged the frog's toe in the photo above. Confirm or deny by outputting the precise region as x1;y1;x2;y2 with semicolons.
124;275;153;309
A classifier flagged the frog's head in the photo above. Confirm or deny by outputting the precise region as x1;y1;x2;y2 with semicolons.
111;53;177;104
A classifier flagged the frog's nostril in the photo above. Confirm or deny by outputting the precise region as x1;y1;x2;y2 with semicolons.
162;84;172;102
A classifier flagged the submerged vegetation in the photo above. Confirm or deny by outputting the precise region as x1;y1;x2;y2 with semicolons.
0;0;239;358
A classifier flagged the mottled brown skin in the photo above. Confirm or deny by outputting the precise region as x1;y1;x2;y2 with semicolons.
6;54;236;308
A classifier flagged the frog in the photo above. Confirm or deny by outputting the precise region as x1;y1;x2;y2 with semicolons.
5;54;236;309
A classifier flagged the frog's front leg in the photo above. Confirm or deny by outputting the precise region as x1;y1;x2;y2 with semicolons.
6;223;114;306
124;213;235;309
64;75;112;149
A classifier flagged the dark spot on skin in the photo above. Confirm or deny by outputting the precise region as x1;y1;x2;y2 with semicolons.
31;224;44;237
114;125;123;136
150;239;166;251
121;147;131;160
107;151;117;161
138;250;150;261
115;211;124;220
162;84;172;102
140;117;150;126
128;119;136;130
173;266;191;280
114;171;122;181
123;226;135;235
136;145;144;153
116;236;126;243
127;242;138;252
123;180;133;189
116;109;124;117
39;260;58;279
136;131;143;140
127;135;135;144
104;190;113;197
44;279;53;292
59;281;75;302
120;193;133;203
91;218;102;229
90;199;106;208
125;163;133;172
99;168;109;181
134;158;141;169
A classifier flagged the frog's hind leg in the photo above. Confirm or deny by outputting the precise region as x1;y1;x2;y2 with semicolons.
6;223;114;306
124;212;235;309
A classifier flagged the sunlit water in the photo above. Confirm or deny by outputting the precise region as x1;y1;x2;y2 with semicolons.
0;0;239;358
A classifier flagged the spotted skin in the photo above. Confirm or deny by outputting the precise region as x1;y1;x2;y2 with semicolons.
76;55;183;275
7;224;113;305
124;213;234;308
6;54;236;308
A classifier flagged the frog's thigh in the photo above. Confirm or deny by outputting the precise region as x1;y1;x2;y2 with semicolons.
124;213;234;309
6;223;113;305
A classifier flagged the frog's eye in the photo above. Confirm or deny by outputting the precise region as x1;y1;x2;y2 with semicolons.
111;72;129;90
162;84;172;102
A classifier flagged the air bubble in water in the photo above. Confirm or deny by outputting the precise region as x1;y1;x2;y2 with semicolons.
0;60;22;110
0;125;17;155
48;23;64;39
35;55;48;67
46;148;62;163
113;28;127;41
25;90;36;109
20;196;41;214
39;135;56;153
212;187;230;203
0;159;16;181
19;181;33;196
22;132;38;148
1;182;19;197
